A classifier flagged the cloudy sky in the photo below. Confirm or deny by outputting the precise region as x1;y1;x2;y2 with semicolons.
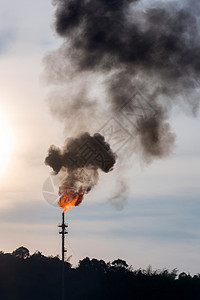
0;0;200;275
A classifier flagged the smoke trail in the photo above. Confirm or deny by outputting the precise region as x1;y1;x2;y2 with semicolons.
46;0;199;154
45;0;200;203
45;132;116;192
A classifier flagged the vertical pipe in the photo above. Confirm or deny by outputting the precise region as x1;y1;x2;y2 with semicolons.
62;212;65;300
62;212;65;262
58;212;67;300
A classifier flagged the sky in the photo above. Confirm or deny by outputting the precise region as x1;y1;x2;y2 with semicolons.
0;0;200;275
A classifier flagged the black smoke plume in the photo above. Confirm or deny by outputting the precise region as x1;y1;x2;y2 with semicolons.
54;0;200;75
45;0;200;202
46;0;199;158
45;132;116;192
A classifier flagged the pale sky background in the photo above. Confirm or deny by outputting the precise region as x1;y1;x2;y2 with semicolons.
0;0;200;275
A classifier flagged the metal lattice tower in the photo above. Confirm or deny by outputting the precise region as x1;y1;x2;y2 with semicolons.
58;212;68;300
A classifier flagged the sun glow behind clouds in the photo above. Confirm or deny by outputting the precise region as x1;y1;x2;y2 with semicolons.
0;114;13;175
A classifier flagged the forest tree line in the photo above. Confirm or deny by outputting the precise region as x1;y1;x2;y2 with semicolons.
0;247;200;300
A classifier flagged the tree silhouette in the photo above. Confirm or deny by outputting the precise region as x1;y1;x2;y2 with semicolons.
0;247;200;300
12;246;30;259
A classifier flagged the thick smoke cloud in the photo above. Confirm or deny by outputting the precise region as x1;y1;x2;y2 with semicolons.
45;132;116;191
47;0;200;160
45;0;200;203
54;0;200;76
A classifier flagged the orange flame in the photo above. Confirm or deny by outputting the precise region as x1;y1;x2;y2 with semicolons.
58;183;84;213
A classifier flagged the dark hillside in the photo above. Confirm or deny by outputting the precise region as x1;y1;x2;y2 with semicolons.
0;248;200;300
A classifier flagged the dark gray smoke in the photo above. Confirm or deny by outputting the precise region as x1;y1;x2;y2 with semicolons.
46;0;200;159
45;0;200;202
53;0;199;76
45;132;116;191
